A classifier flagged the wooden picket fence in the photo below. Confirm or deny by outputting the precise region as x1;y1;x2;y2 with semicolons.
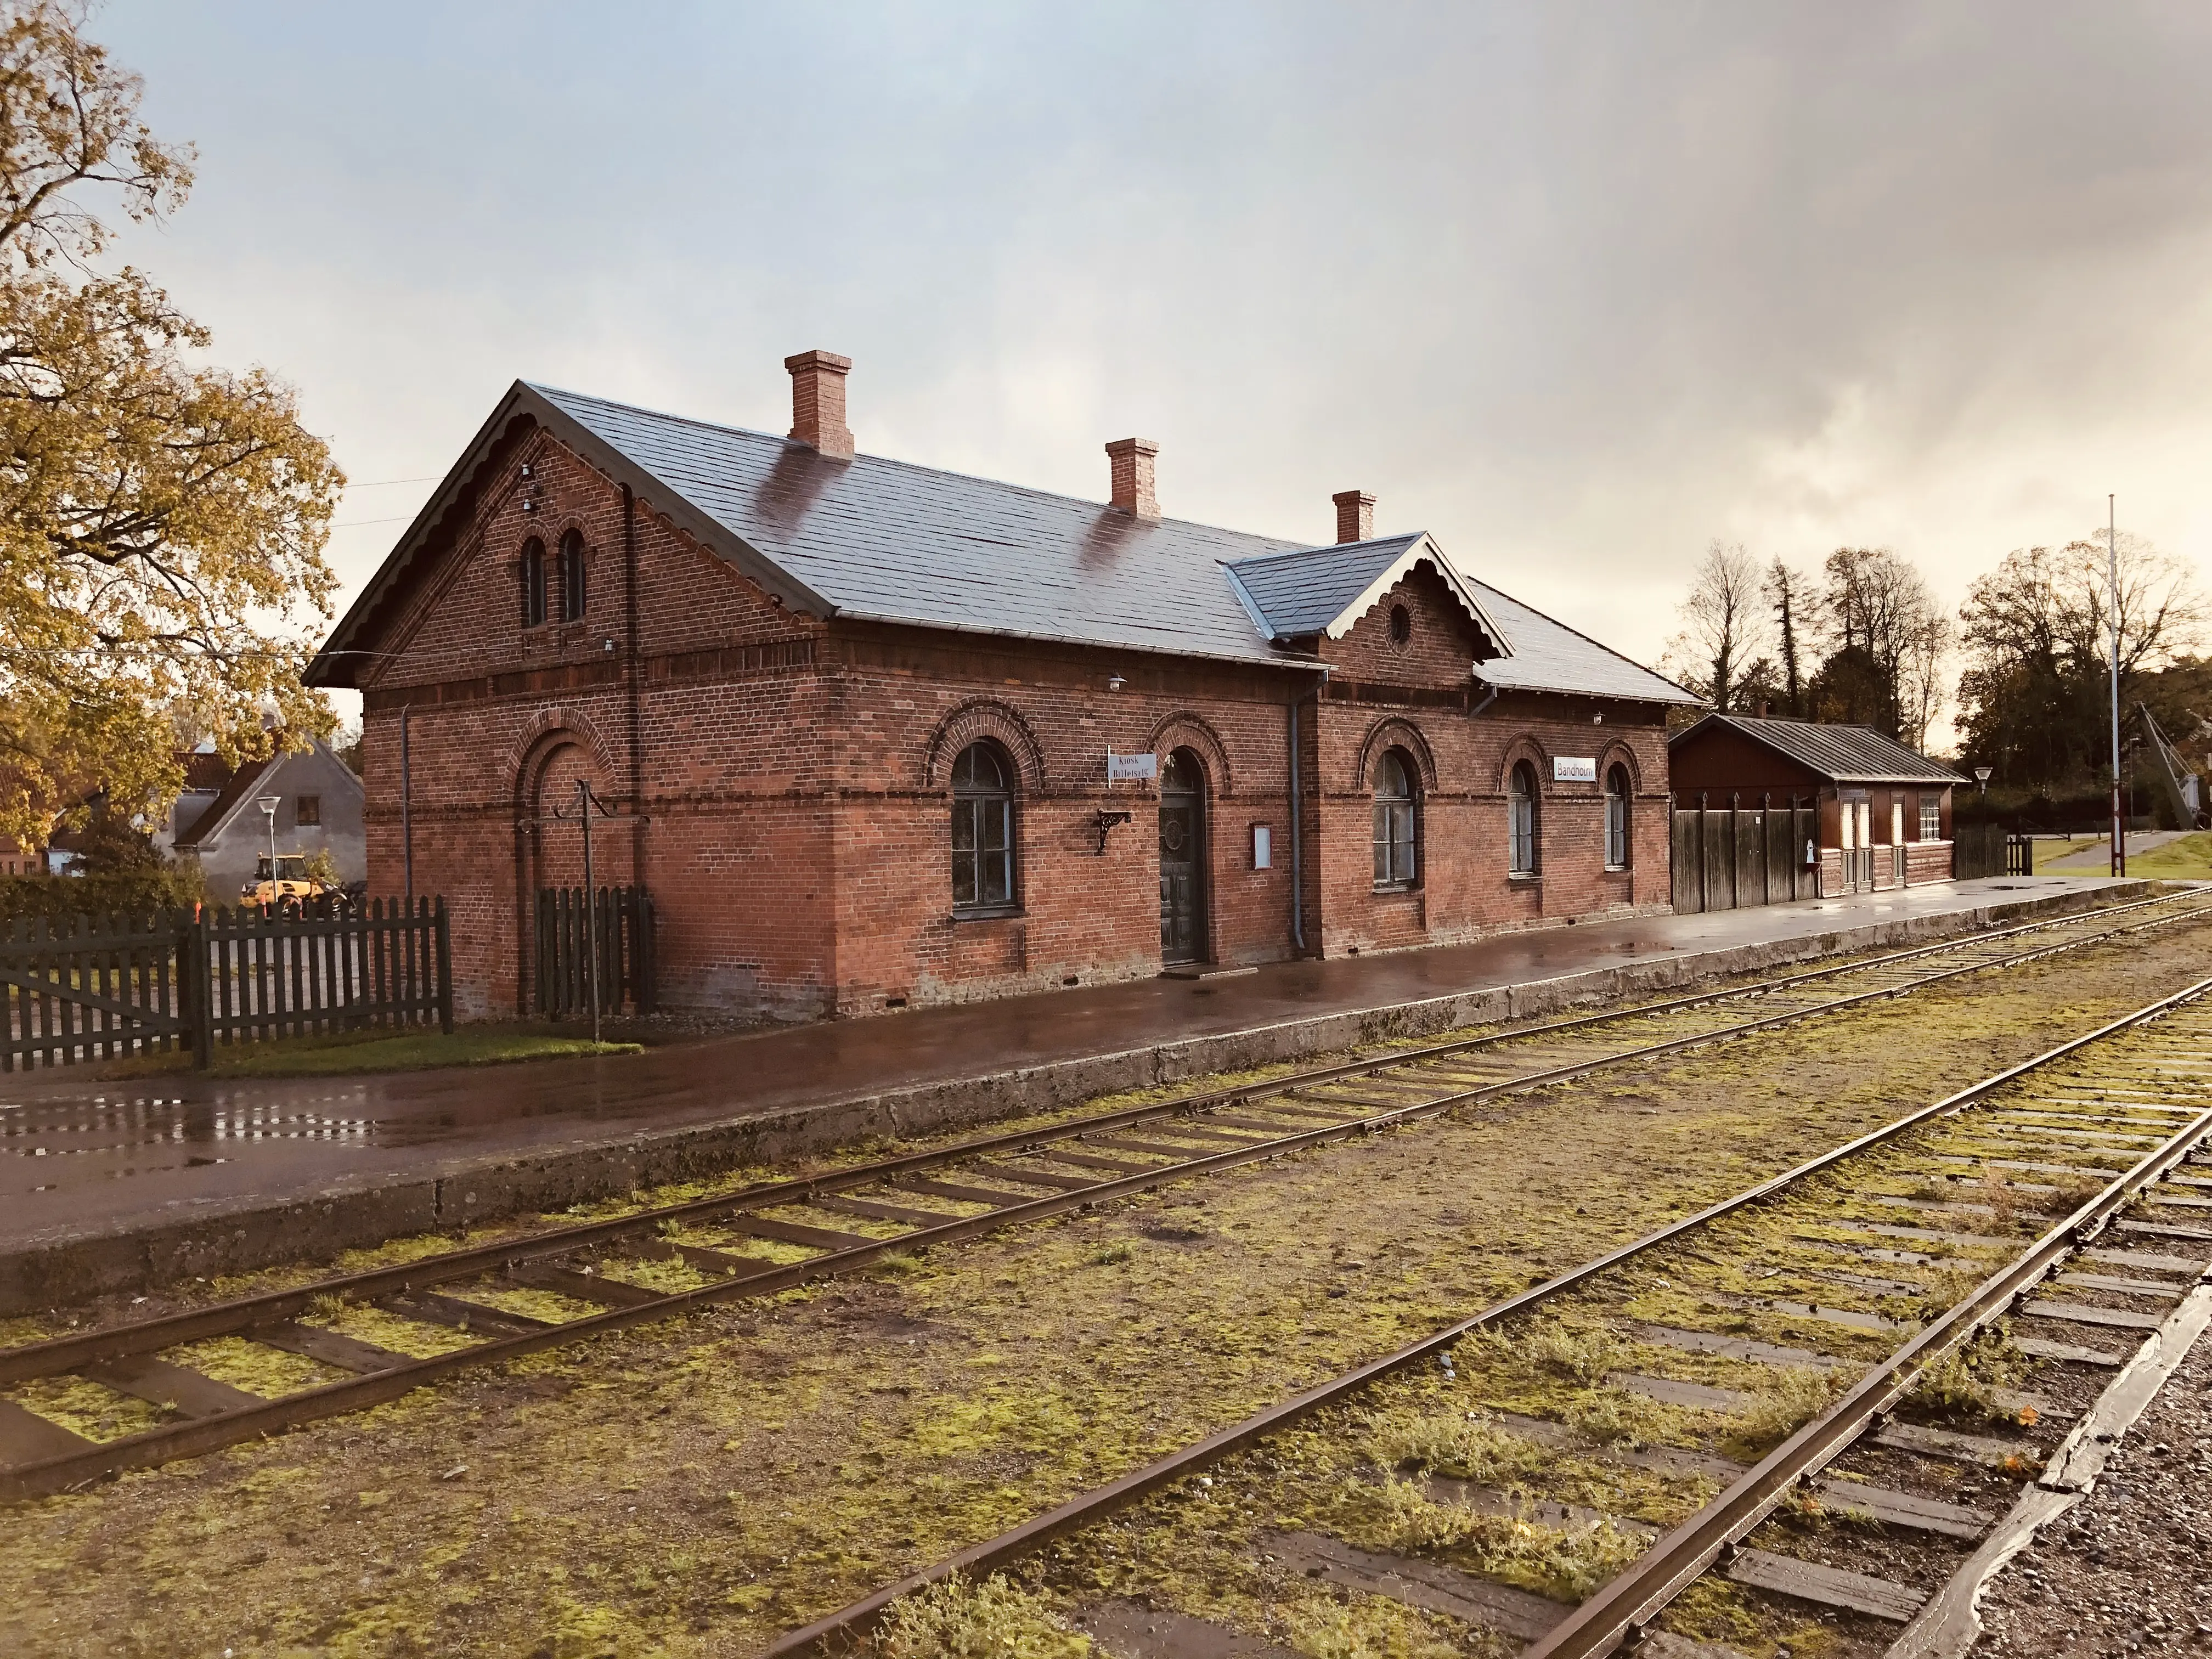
1;898;452;1071
534;885;655;1018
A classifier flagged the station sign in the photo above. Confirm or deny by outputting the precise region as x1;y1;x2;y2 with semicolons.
1106;750;1159;783
1553;755;1598;782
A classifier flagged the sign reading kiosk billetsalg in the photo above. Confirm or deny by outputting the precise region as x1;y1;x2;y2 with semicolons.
1107;750;1159;783
1553;756;1598;782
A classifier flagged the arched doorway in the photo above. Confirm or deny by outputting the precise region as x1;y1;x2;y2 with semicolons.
1158;748;1209;965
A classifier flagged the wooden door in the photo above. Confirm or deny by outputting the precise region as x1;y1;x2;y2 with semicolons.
1158;749;1207;966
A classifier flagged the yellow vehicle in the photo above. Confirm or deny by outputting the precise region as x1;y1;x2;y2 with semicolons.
240;855;340;911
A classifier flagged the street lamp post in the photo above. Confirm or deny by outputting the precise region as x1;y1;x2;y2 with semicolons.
2109;494;2124;877
257;796;281;907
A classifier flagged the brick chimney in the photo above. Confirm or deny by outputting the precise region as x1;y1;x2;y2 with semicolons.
1105;438;1160;520
1332;489;1375;544
785;349;854;459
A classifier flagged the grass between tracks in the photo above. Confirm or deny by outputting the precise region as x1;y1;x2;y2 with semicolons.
2;922;2208;1658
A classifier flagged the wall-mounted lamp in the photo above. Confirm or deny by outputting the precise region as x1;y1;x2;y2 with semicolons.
1107;674;1126;692
1592;712;1605;725
520;462;534;479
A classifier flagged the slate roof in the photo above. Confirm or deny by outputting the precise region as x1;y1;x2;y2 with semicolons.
540;385;1299;668
309;381;1700;707
1673;714;1965;784
1460;580;1701;704
1223;533;1511;658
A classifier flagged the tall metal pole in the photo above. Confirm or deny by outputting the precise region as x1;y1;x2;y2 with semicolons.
2109;494;2124;877
578;777;600;1045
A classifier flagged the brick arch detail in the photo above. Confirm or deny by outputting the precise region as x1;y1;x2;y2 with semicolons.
1598;740;1643;794
506;708;621;812
1146;712;1235;798
1494;735;1553;795
924;698;1047;793
1353;718;1437;793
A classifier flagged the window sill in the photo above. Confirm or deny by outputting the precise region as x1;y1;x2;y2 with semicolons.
950;906;1024;923
1507;873;1541;884
1370;882;1420;896
1602;864;1630;874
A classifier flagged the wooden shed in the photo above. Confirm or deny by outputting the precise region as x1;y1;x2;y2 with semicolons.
1667;714;1965;906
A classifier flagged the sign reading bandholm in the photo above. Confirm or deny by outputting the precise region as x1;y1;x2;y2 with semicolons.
1553;756;1598;782
1106;750;1159;783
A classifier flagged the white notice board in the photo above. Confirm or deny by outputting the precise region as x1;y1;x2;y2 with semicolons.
1107;750;1159;783
1553;756;1598;782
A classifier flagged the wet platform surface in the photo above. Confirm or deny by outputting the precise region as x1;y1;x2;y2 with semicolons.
0;877;2126;1249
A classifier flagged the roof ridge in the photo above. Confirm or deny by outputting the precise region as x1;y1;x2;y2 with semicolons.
527;382;1307;557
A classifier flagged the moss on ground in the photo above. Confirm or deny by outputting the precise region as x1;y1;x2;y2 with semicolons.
2;926;2207;1655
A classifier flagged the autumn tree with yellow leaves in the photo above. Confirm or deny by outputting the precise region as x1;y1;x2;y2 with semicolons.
0;2;342;850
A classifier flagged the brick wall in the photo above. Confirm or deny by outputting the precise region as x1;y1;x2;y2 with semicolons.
359;432;1680;1020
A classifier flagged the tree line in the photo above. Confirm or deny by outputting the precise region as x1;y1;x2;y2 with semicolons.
1663;534;2207;797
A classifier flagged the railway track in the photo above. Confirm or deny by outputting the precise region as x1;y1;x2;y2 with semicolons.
2;888;2208;1508
764;969;2212;1659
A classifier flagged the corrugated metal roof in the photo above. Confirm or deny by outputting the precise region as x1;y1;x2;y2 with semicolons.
1674;715;1965;783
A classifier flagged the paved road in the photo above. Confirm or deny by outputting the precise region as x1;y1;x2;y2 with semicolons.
0;876;2133;1249
2041;830;2193;871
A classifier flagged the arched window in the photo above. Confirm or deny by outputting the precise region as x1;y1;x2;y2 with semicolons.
1372;748;1418;889
558;529;588;623
1508;759;1539;876
520;537;547;628
951;741;1016;912
1604;764;1630;870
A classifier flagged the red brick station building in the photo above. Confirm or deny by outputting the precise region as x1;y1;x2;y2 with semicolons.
308;352;1699;1020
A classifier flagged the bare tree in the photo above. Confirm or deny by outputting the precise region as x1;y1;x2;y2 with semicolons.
1663;540;1767;712
1809;548;1947;743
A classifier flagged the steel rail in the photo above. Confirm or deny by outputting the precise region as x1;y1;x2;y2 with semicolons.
8;889;2203;1391
759;974;2212;1658
1523;1048;2212;1655
1;891;2204;1504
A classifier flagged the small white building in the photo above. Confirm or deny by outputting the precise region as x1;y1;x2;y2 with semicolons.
173;736;367;901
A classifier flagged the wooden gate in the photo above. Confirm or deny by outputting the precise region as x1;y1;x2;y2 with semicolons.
534;885;656;1018
1669;797;1819;915
3;899;453;1071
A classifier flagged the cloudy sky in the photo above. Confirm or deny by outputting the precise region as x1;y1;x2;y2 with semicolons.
100;2;2212;735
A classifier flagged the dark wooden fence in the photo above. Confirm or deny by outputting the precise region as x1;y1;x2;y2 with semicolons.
1670;798;1819;915
534;885;655;1018
2;898;452;1071
1954;824;2033;880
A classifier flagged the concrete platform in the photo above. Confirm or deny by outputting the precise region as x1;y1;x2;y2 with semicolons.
0;876;2151;1313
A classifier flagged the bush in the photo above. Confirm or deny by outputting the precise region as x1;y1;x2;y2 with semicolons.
0;867;206;928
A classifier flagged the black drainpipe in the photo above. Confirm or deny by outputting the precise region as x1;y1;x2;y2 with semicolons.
1289;692;1304;954
1289;667;1328;955
623;486;645;880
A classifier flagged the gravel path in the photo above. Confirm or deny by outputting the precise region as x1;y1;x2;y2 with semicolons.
1970;1300;2212;1656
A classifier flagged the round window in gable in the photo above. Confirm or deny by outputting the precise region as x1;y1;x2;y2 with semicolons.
1388;603;1413;651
